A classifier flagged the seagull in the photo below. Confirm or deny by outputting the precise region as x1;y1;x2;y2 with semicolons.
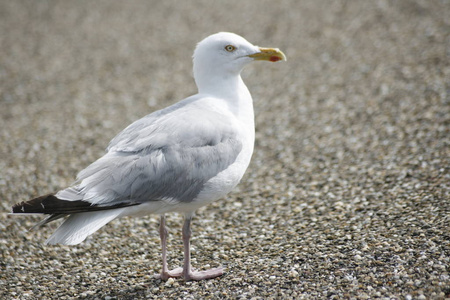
11;32;286;281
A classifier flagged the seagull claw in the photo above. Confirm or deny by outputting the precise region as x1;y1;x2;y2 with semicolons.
154;267;184;280
184;267;224;281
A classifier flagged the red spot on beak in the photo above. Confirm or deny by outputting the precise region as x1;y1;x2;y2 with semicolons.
270;56;281;62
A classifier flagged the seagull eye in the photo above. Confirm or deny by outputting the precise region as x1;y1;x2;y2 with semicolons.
224;45;237;52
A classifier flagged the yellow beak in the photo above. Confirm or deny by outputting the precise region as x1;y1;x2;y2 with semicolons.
248;47;287;62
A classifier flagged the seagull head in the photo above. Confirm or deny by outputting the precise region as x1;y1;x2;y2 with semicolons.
193;32;286;93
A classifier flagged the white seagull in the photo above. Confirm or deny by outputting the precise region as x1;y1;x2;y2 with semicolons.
11;32;286;281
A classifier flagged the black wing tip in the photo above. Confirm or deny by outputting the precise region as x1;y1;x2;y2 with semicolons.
11;202;25;213
11;194;58;214
11;193;140;215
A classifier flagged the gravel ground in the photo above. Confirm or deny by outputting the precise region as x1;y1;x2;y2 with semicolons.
1;0;449;299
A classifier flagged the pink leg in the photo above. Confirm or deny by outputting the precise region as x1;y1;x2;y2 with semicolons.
155;214;183;280
182;216;224;281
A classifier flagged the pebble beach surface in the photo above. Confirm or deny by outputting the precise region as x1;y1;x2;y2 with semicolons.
1;0;448;299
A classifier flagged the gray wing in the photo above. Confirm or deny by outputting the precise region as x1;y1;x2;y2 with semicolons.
57;99;243;206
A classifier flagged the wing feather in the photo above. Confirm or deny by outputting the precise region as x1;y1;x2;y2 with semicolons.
57;98;243;207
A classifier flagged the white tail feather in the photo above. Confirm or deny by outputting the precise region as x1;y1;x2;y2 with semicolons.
46;209;126;245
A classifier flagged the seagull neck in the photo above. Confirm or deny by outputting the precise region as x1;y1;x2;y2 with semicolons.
196;74;249;101
197;74;254;132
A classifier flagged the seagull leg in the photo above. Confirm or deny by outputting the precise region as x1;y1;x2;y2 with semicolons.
182;215;224;281
155;214;183;280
